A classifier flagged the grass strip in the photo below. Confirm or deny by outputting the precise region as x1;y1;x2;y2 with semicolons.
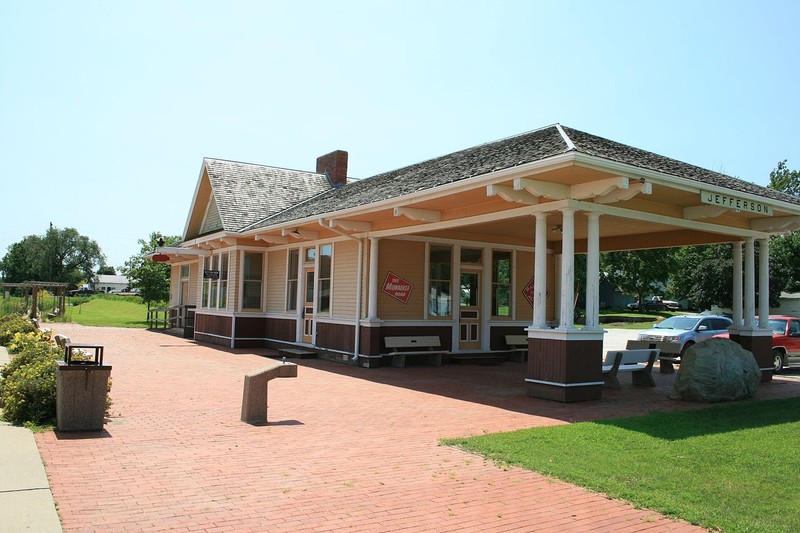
443;397;800;532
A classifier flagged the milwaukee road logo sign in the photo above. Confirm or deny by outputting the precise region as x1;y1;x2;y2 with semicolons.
382;272;413;304
700;190;773;216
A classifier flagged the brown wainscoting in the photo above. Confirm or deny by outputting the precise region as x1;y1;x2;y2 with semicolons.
195;313;232;338
489;325;529;351
527;337;603;402
360;325;382;356
378;326;453;352
729;333;774;382
234;316;266;338
316;322;355;353
265;317;296;342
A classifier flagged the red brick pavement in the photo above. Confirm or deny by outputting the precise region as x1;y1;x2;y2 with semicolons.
35;324;800;532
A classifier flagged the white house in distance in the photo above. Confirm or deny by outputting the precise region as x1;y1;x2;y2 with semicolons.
151;123;800;402
94;275;129;293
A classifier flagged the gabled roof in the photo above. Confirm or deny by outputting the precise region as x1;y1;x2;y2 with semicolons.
184;158;331;238
243;124;800;232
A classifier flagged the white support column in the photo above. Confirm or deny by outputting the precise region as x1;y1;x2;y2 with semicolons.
744;237;756;329
367;237;380;321
532;213;549;329
585;212;601;330
559;208;576;330
732;241;743;329
758;238;770;328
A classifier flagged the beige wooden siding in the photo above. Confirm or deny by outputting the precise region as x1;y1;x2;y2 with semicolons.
513;251;557;322
266;249;287;314
200;197;222;234
515;251;533;321
188;261;200;305
332;240;358;319
377;239;425;320
227;250;239;311
170;265;181;306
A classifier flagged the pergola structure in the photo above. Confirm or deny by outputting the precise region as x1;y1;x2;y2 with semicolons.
2;281;68;319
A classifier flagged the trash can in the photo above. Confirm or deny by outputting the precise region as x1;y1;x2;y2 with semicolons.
56;344;111;431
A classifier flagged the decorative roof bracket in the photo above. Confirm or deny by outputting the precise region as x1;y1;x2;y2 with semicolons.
282;228;319;240
255;234;289;244
594;180;652;204
486;184;539;204
751;215;800;233
393;207;441;223
684;205;729;220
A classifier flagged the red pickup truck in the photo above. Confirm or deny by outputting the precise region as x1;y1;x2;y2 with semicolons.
716;315;800;372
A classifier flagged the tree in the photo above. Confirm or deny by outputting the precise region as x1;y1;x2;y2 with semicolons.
122;232;180;309
600;249;676;305
768;160;800;292
0;225;106;287
768;160;800;197
97;265;116;275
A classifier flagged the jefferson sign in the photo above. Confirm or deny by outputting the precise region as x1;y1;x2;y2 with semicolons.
700;190;773;216
382;272;413;304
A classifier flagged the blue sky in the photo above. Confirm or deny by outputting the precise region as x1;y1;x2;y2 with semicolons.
1;1;799;269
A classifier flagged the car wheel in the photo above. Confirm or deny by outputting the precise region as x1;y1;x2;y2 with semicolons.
679;342;694;361
772;349;785;373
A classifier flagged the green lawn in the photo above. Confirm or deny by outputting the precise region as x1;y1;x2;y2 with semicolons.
59;297;150;328
443;397;800;532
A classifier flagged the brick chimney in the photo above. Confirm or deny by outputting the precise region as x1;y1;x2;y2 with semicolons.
316;150;348;187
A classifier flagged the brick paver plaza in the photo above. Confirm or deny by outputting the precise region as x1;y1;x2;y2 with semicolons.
35;324;800;532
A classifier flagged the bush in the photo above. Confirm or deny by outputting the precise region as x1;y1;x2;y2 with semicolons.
0;314;36;346
0;328;61;426
0;353;57;425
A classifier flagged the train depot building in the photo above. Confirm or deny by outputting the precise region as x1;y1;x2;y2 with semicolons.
154;124;800;402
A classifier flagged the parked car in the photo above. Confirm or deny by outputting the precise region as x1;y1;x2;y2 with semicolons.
637;314;733;359
626;296;680;312
714;315;800;373
68;287;97;297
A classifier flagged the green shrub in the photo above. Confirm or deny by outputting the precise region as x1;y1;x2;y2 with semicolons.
0;349;58;425
0;328;61;425
0;314;36;346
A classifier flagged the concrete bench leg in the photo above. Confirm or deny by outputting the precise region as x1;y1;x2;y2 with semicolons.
632;370;656;387
241;362;298;424
391;354;406;368
603;374;621;390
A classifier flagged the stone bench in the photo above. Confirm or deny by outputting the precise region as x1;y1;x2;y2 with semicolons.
601;349;659;389
384;336;447;368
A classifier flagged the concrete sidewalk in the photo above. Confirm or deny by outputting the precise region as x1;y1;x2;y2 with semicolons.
0;346;62;533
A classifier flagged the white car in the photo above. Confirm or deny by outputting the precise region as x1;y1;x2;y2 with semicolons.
636;314;733;359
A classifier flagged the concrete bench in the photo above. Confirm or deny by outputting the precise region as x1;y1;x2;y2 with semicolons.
241;361;298;424
504;334;528;362
626;340;679;374
384;336;447;368
601;349;659;389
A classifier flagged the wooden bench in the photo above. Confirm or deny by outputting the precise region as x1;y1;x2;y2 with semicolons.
384;336;447;368
601;349;659;389
504;334;528;362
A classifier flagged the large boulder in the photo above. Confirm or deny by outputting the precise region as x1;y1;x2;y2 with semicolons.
670;338;761;402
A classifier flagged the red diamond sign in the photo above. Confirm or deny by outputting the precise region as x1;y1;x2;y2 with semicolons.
382;272;414;304
522;276;549;307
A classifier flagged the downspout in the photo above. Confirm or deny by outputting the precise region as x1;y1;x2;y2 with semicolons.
319;220;364;362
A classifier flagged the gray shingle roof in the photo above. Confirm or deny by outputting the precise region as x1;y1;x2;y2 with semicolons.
561;126;800;206
241;125;800;232
204;158;331;232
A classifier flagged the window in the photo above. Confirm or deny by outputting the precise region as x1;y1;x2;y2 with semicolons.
428;245;452;317
202;252;228;309
461;248;482;265
286;249;299;311
492;251;512;317
242;252;263;310
180;265;190;279
317;244;332;315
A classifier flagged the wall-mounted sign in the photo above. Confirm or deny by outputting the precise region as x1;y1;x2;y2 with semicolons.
522;277;549;308
700;190;773;216
203;269;220;280
382;272;413;304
